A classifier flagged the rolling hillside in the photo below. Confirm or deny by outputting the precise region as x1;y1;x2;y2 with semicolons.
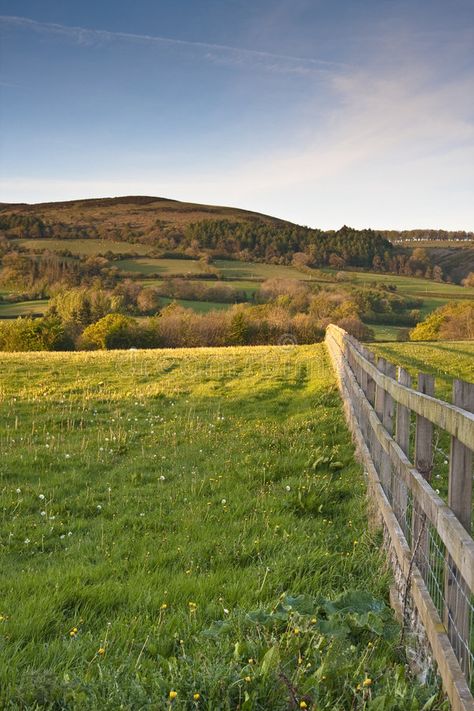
0;195;289;243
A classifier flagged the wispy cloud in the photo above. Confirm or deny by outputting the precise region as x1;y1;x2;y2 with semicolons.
0;15;345;75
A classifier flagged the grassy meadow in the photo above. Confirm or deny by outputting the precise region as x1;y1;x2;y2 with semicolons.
15;239;155;257
0;344;445;709
0;299;49;318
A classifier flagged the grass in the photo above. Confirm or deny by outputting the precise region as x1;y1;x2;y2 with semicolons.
324;269;474;299
367;324;408;342
116;258;205;275
369;341;474;507
140;279;262;297
372;340;474;401
15;239;154;256
0;299;49;318
158;297;231;313
214;260;315;281
0;345;445;709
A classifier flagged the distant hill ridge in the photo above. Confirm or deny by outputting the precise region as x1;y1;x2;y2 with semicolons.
0;195;290;225
1;196;473;278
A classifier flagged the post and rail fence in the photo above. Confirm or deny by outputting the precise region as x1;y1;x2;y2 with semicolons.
325;324;474;711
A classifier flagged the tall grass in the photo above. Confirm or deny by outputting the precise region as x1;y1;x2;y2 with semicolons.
0;346;446;709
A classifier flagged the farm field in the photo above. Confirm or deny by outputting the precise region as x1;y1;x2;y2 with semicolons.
117;257;318;282
117;257;204;275
324;268;474;297
140;278;262;297
0;345;442;709
0;299;49;318
157;297;231;313
15;239;155;256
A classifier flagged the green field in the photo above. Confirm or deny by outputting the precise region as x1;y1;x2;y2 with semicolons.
0;345;444;709
15;239;155;256
373;341;474;400
370;341;474;507
325;268;474;298
117;257;204;275
214;260;315;281
158;297;231;313
140;279;262;297
0;299;49;318
117;258;316;281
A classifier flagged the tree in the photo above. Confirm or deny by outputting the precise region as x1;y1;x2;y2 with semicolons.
0;316;71;352
462;272;474;288
228;310;250;345
80;314;138;350
410;301;474;341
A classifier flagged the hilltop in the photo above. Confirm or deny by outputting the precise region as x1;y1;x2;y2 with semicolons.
0;195;290;241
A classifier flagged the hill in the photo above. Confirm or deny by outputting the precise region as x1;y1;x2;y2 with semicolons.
0;195;290;251
0;195;391;267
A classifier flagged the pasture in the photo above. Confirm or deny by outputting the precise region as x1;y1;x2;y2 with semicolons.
15;239;154;257
0;299;49;318
0;345;444;709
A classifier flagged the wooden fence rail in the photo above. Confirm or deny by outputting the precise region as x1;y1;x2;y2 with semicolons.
325;324;474;711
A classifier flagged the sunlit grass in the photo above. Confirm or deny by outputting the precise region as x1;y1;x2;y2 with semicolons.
0;345;446;709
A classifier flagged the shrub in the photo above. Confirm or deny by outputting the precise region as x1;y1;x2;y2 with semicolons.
337;317;374;342
410;301;474;341
80;314;142;350
0;316;71;352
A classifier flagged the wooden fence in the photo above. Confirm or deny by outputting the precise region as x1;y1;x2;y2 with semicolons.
325;324;474;711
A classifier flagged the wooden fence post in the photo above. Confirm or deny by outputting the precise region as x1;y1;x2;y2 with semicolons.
371;358;386;475
413;373;434;576
445;379;474;675
381;361;396;500
394;367;411;528
366;351;376;407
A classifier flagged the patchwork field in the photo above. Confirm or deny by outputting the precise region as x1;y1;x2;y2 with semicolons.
0;345;444;709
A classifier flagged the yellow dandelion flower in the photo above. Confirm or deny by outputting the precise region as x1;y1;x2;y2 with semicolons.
160;603;168;610
169;690;178;700
244;676;251;683
98;647;106;656
299;702;308;710
193;692;200;700
363;678;372;687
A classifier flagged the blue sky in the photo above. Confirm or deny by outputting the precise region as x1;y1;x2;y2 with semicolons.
1;0;474;229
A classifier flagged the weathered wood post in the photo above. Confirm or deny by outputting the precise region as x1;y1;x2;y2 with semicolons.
373;358;389;493
445;379;474;676
381;361;396;501
412;373;434;577
394;367;411;530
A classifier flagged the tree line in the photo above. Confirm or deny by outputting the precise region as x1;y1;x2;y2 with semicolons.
0;279;422;351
